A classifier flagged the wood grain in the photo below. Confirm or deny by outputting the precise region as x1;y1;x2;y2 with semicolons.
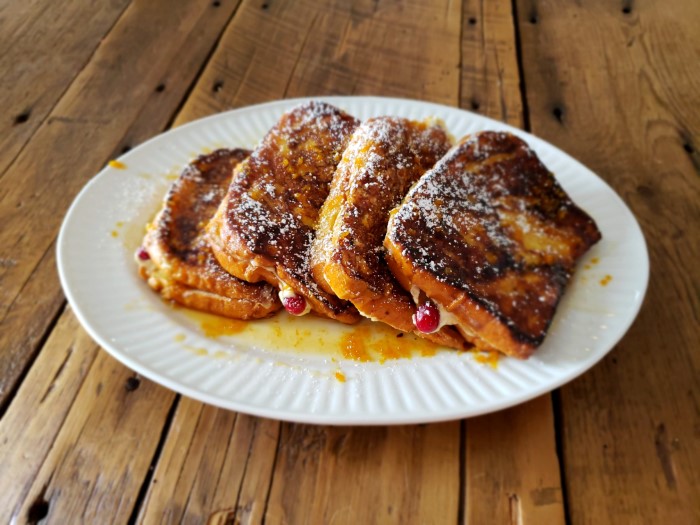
460;0;523;127
11;348;175;523
265;423;460;524
0;0;132;177
517;0;700;522
0;242;64;413
137;400;279;524
0;0;242;409
178;0;462;116
4;0;695;522
0;307;99;519
466;396;565;524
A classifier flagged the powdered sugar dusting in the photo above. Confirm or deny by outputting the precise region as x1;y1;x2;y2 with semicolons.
388;131;601;345
143;148;278;304
318;116;452;299
224;102;360;316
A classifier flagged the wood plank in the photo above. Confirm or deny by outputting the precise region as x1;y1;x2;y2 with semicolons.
218;416;280;524
11;346;176;523
460;1;565;523
516;0;700;522
266;423;460;524
460;0;523;126
0;307;99;519
136;401;279;524
177;0;462;117
466;396;565;524
0;0;132;176
0;242;64;412
0;0;242;409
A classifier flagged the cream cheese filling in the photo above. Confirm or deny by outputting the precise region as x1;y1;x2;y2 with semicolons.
357;310;381;323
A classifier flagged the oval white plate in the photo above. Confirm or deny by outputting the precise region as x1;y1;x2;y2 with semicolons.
57;96;649;425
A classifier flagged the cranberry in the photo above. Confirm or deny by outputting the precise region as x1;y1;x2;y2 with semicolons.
413;302;440;333
283;294;307;315
136;247;150;261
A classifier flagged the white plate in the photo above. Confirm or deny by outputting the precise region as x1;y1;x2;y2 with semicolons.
57;96;649;425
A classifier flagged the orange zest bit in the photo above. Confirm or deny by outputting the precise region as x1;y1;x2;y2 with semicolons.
600;274;613;286
334;371;346;383
339;324;442;363
108;160;127;169
340;329;372;362
474;351;500;368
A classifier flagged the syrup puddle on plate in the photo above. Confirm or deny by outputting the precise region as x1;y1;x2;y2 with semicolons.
174;306;448;364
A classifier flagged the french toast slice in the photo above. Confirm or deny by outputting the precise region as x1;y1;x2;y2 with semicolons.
137;149;281;320
311;116;468;350
384;131;602;358
207;101;361;323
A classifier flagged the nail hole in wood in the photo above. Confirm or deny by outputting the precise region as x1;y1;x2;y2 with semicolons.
471;100;480;111
636;184;653;197
14;111;30;125
622;6;631;14
27;498;49;522
261;2;269;9
529;14;538;24
155;83;166;93
683;143;694;154
213;81;224;93
125;376;141;392
213;0;221;6
552;107;563;122
468;17;477;25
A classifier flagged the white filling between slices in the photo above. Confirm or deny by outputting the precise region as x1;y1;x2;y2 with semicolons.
435;304;460;330
248;259;276;274
278;284;311;315
357;310;381;323
136;252;173;289
182;289;226;301
409;285;421;305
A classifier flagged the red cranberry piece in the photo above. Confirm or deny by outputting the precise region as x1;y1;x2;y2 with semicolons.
414;302;440;333
136;247;150;261
283;294;307;315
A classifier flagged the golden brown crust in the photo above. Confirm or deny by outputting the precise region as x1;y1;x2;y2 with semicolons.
139;149;281;319
384;131;602;358
384;242;526;356
206;191;279;284
311;116;468;349
208;102;361;324
140;265;278;320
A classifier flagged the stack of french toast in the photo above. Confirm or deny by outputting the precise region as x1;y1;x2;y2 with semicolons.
137;101;601;359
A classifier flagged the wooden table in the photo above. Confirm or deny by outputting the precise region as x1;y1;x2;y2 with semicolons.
1;1;698;523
